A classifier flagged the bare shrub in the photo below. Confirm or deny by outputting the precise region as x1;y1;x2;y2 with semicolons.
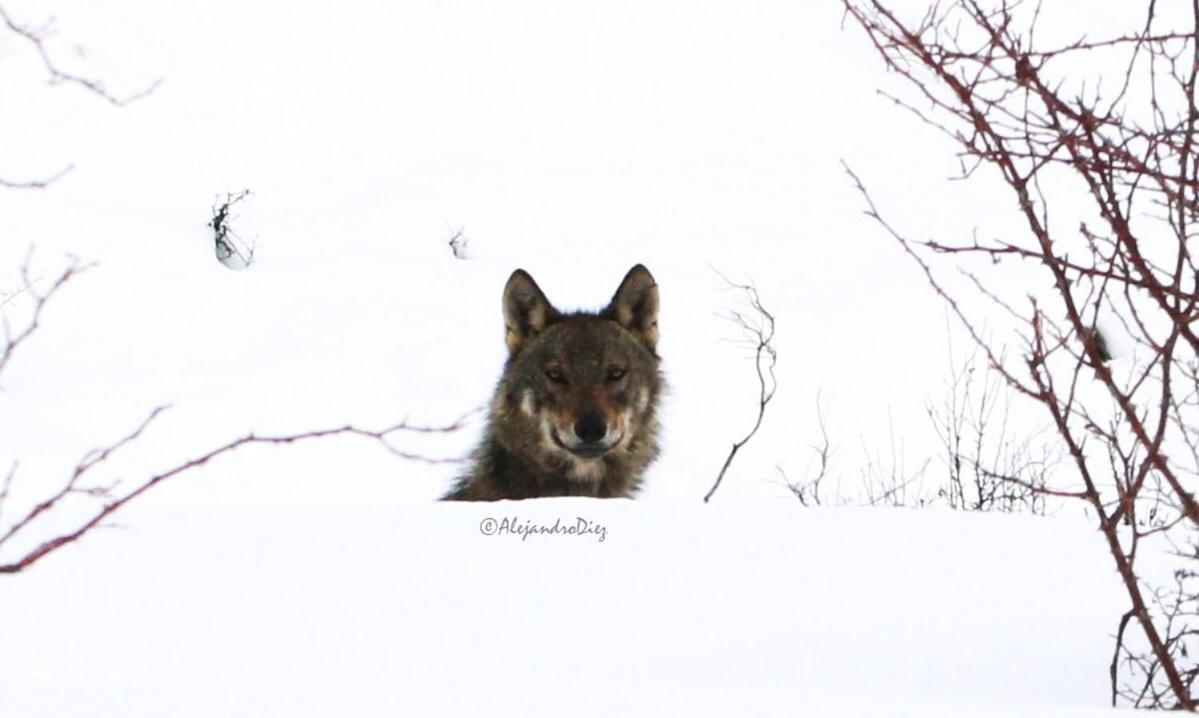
704;271;777;503
844;0;1199;707
927;335;1057;515
779;393;837;506
209;189;256;269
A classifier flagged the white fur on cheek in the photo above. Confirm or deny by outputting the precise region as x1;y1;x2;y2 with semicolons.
539;413;556;443
618;423;634;451
520;389;536;417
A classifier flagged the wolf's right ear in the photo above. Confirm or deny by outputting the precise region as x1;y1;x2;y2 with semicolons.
604;264;659;351
502;269;557;354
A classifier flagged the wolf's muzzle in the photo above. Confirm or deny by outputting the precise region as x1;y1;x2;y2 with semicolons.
574;411;608;444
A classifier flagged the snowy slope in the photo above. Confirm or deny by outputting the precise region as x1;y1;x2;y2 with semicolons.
2;502;1124;717
0;0;1145;714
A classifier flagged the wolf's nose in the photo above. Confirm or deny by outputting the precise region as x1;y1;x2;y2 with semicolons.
574;411;608;444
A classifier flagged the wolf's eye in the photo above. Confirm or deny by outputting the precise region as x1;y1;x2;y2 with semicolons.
607;367;627;382
545;367;566;383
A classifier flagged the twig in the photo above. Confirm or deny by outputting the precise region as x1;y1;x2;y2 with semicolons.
0;5;161;107
704;270;777;502
0;406;478;574
1;253;92;382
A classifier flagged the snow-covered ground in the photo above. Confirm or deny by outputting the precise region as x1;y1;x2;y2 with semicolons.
0;0;1142;714
2;502;1125;717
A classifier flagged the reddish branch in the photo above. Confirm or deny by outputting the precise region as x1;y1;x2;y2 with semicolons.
0;407;474;575
844;0;1199;708
0;252;90;380
1;255;473;575
0;3;160;189
0;5;161;106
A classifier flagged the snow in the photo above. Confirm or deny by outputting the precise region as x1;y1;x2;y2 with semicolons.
2;502;1126;716
0;0;1141;714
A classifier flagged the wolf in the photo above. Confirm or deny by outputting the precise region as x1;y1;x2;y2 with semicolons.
442;264;663;501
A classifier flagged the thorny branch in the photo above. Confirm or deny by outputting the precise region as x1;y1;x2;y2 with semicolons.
844;0;1199;708
704;270;777;503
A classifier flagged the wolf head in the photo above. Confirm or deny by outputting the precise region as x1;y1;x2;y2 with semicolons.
493;264;662;485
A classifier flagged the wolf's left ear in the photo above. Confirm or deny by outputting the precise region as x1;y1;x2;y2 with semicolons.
503;269;557;355
604;264;659;351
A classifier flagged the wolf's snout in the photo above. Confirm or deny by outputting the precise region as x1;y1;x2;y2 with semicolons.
574;411;608;444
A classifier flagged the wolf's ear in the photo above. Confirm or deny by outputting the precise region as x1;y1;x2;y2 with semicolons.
503;269;557;354
604;264;659;351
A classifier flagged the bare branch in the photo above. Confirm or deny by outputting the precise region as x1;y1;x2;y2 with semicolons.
0;165;74;191
0;252;92;383
0;5;161;107
0;407;478;575
843;1;1199;703
704;270;777;502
